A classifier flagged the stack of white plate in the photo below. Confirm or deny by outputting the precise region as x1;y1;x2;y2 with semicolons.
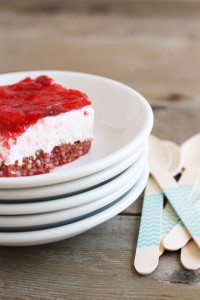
0;71;153;246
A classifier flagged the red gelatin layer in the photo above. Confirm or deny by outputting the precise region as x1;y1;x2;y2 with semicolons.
0;76;91;139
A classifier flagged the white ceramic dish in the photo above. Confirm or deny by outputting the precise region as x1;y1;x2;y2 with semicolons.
0;141;148;202
0;164;147;229
0;165;148;246
0;71;153;189
0;147;147;214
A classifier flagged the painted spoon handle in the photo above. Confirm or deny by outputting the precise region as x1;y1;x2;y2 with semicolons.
160;202;179;255
160;170;199;254
164;188;200;250
151;167;200;249
134;177;163;275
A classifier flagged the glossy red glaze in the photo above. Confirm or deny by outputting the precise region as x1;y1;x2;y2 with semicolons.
0;75;91;139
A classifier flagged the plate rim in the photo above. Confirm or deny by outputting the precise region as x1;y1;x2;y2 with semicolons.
0;148;148;215
0;140;148;196
0;70;153;188
0;164;149;246
0;163;146;228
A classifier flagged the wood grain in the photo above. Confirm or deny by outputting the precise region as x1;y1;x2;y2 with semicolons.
0;1;200;107
0;1;200;298
0;216;199;299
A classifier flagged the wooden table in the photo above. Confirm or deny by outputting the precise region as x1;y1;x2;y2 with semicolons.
0;1;200;299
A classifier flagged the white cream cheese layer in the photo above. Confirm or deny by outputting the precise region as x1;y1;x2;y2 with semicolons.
0;105;94;166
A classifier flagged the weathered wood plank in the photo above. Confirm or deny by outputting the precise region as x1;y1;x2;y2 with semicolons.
152;107;200;144
1;0;200;15
0;2;200;298
0;2;200;107
0;216;199;300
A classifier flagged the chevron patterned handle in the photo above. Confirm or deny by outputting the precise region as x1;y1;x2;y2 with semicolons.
164;188;200;250
160;169;200;254
160;170;200;254
160;202;179;255
160;184;196;255
151;168;200;249
134;177;163;274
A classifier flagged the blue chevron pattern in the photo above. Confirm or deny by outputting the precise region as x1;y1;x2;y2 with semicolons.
137;193;163;248
161;184;194;235
192;190;200;205
161;203;179;235
195;192;200;215
179;188;200;229
164;184;200;237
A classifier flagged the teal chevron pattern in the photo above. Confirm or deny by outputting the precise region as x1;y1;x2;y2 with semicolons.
137;193;163;248
194;198;200;215
164;184;200;237
161;184;194;235
192;190;200;205
179;189;200;229
161;203;179;235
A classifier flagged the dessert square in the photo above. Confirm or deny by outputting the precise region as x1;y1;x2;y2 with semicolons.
0;75;94;177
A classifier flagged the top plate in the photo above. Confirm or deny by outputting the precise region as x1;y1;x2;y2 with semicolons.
0;71;153;189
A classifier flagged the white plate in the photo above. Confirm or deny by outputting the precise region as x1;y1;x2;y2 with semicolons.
0;141;148;202
0;164;147;229
0;165;148;246
0;71;153;189
0;147;148;214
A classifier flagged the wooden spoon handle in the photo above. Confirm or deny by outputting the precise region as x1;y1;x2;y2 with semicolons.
160;170;199;253
134;177;163;275
181;240;200;270
151;167;200;249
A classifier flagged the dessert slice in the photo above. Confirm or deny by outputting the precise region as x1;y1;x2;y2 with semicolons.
0;75;94;177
